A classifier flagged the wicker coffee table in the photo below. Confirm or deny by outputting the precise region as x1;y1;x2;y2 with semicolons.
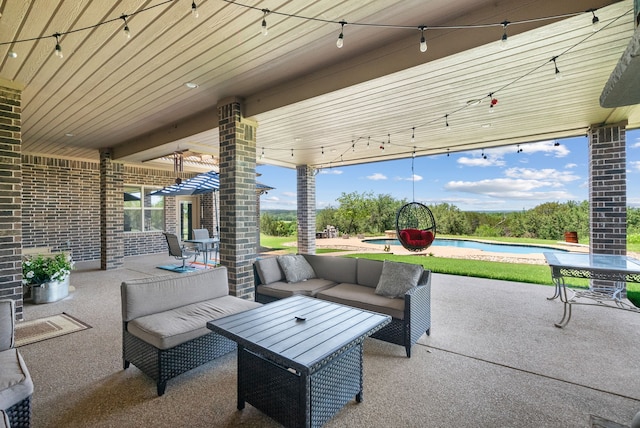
207;295;390;428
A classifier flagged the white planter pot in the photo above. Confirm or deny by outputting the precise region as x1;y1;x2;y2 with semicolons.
32;277;70;304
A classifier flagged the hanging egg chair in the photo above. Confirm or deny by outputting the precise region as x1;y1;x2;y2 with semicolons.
395;202;436;252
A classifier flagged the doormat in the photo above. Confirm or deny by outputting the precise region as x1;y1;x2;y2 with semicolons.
15;313;92;347
156;265;200;273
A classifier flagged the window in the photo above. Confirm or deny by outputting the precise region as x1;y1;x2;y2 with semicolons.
124;186;164;232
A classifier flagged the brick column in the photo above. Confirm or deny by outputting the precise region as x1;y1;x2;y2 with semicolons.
0;81;24;320
99;148;124;270
297;165;316;255
588;122;627;293
218;98;257;299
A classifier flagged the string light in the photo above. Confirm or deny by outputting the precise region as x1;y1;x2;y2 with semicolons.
489;93;498;113
551;56;562;80
500;21;510;49
121;15;131;40
445;114;450;131
260;147;265;159
411;127;415;143
412;147;416;158
53;33;63;58
419;26;427;53
291;148;294;157
321;146;324;156
517;144;523;153
261;9;269;35
588;8;600;30
352;141;355;152
191;1;199;19
336;21;346;48
387;134;391;145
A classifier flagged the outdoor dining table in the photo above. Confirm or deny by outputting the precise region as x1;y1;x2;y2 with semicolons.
184;237;219;267
543;252;640;328
207;295;390;428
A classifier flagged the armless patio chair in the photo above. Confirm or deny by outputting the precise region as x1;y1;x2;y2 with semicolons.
192;228;219;266
162;232;199;271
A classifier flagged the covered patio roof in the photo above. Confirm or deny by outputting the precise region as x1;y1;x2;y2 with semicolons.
1;0;637;171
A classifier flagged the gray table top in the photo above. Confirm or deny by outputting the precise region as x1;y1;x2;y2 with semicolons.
207;295;390;374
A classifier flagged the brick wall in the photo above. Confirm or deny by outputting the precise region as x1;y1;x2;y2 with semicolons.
218;98;257;299
21;155;189;262
0;84;23;319
297;165;316;254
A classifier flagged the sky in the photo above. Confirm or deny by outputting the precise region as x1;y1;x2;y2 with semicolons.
257;130;640;212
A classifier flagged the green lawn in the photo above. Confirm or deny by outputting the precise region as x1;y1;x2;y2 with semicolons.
259;234;640;306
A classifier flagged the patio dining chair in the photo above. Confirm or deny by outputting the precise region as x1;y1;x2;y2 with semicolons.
162;232;199;271
192;228;219;266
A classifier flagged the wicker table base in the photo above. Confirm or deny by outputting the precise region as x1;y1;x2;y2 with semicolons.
208;296;390;428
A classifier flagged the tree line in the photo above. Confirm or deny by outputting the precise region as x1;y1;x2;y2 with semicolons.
262;191;640;240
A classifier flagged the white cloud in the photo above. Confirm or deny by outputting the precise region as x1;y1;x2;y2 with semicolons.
410;174;423;182
457;156;505;167
444;178;574;200
263;196;280;202
282;191;296;197
504;167;579;183
629;161;640;172
319;169;343;175
367;173;387;180
565;163;577;169
631;141;640;149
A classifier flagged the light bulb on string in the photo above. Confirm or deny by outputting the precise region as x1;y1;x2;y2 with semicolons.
419;26;427;53
261;9;269;36
352;141;355;152
445;114;451;131
291;148;294;157
367;137;370;149
489;94;498;113
321;146;325;156
260;147;265;159
121;15;131;40
500;21;509;49
191;1;199;19
387;134;391;145
336;21;346;48
54;33;63;58
588;8;599;31
412;147;416;158
411;127;416;143
551;56;562;80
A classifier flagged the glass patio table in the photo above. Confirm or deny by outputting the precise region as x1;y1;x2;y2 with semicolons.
184;237;219;267
543;252;640;328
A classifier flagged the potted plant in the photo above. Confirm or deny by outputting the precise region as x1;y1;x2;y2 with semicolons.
22;252;74;304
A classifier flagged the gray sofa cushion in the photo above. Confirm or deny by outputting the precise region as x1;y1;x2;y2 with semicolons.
0;301;15;351
356;258;385;288
304;255;357;284
255;257;283;285
316;283;406;320
127;296;261;350
0;348;33;410
277;255;316;283
121;266;230;321
375;260;423;298
257;278;337;300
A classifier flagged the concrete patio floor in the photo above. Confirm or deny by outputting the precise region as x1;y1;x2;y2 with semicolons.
18;252;640;427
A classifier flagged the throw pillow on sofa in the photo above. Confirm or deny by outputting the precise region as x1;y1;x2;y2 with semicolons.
375;260;423;298
255;257;284;285
277;255;316;283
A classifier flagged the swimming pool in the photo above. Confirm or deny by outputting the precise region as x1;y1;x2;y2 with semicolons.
362;238;566;254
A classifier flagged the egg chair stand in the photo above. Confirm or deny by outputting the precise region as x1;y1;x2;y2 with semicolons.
396;202;436;252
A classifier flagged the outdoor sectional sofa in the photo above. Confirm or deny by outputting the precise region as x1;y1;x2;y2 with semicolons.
121;267;261;395
254;254;431;357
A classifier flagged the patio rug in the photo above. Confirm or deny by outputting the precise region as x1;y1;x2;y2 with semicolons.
156;265;201;273
15;313;91;347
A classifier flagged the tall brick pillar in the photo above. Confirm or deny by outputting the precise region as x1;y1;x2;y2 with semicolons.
0;81;24;319
589;122;627;293
297;165;316;255
99;148;124;270
217;98;257;299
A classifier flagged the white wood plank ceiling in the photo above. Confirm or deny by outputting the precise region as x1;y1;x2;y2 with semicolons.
0;0;636;171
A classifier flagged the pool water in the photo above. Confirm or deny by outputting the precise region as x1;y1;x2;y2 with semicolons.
362;238;566;254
